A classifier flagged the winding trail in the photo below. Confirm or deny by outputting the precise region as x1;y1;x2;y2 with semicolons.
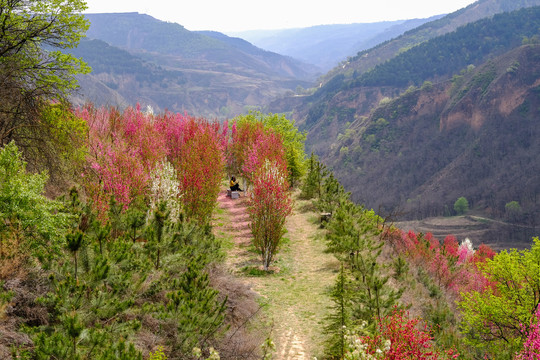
215;190;339;359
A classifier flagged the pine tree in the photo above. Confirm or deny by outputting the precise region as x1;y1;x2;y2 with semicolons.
124;205;146;242
316;173;349;216
146;202;169;269
325;199;402;330
169;257;227;354
65;231;84;281
300;152;327;199
108;196;124;239
350;256;403;326
324;262;352;359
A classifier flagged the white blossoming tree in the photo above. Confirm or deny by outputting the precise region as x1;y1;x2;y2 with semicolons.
149;161;182;222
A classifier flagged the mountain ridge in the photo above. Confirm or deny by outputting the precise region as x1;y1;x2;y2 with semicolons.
319;0;540;83
229;17;443;71
69;13;319;118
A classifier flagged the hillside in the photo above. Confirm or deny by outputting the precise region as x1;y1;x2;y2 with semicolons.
353;6;540;87
68;38;308;118
5;1;540;358
327;44;540;244
69;13;318;118
229;17;442;71
266;1;540;246
321;0;540;82
84;13;318;80
269;1;540;142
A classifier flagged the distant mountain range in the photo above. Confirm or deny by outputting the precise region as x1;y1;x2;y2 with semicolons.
69;13;319;118
83;13;318;80
68;12;443;118
229;17;443;71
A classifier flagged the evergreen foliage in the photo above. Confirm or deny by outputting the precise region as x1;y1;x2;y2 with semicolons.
316;173;350;216
326;201;402;326
324;263;352;359
300;152;328;200
65;231;83;280
6;184;227;358
169;258;227;354
321;173;404;357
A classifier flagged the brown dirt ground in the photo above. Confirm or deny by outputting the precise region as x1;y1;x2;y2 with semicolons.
214;190;339;360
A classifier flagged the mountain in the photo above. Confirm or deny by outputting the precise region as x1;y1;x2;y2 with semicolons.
69;13;318;118
320;0;540;83
84;13;319;80
267;1;540;244
270;4;540;157
230;17;443;71
330;44;540;223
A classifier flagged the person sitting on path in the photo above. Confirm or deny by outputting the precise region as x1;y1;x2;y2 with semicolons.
230;176;243;191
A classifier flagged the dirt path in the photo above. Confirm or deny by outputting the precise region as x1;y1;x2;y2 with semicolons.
214;191;339;359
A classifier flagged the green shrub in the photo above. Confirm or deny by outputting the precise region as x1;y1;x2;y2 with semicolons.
453;197;469;215
0;142;71;270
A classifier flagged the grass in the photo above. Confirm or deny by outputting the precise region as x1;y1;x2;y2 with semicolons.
241;266;277;276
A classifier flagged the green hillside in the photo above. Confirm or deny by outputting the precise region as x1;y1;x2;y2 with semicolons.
329;45;540;239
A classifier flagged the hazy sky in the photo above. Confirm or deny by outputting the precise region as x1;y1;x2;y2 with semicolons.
84;0;478;33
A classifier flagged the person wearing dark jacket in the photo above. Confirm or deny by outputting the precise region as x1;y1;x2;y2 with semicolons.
230;176;243;191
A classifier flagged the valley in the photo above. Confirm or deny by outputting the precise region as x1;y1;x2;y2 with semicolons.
265;4;540;249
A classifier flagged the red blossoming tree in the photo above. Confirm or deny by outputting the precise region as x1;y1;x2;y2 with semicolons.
78;104;226;225
243;127;292;270
248;159;292;270
358;309;459;360
157;113;226;224
516;310;540;359
78;104;167;220
227;118;265;181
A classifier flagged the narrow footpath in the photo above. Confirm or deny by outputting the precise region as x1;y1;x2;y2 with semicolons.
214;190;339;359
